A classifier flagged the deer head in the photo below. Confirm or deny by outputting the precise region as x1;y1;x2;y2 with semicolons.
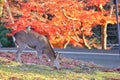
53;52;61;69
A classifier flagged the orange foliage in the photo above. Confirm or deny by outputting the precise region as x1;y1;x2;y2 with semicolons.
2;0;119;48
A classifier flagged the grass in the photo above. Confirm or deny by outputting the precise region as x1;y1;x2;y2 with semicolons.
0;57;120;80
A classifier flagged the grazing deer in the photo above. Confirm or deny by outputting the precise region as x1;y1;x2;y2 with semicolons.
13;29;60;69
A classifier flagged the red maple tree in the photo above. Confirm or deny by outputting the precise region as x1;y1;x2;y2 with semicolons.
1;0;119;48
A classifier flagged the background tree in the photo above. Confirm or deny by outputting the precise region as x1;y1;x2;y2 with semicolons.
1;0;120;49
0;25;15;47
0;0;4;17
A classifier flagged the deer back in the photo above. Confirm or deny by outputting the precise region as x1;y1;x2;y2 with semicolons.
14;30;56;60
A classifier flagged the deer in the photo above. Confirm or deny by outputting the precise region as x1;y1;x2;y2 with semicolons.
13;27;60;69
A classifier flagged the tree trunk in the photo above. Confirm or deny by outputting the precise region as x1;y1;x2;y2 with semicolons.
0;0;4;17
101;4;114;50
82;34;91;49
101;23;108;50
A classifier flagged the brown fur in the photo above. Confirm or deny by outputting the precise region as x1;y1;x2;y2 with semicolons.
13;30;60;69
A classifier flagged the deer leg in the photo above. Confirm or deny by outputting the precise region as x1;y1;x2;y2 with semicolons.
16;49;23;62
36;46;43;59
16;44;26;62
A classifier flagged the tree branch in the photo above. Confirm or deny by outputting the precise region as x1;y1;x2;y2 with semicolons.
4;0;17;30
62;8;79;21
82;34;91;49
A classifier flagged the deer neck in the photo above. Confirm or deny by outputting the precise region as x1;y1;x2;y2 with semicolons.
45;38;56;61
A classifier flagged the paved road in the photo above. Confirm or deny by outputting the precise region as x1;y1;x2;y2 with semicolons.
60;52;120;68
55;48;120;68
0;48;120;68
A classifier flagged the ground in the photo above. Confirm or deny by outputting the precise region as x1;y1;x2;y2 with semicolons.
0;52;120;80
